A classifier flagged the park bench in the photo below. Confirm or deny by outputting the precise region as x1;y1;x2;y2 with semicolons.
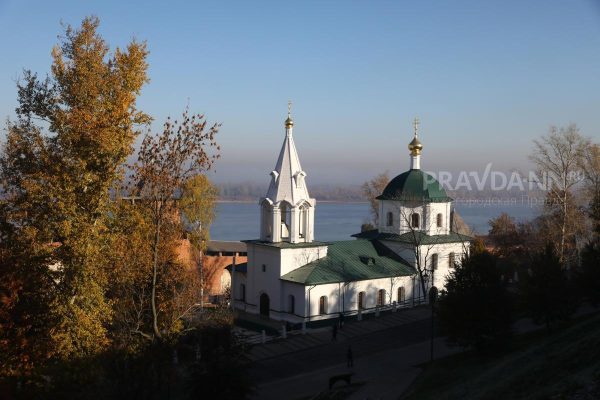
328;372;354;390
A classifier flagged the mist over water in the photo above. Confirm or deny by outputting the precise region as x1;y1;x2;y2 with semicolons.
210;202;541;242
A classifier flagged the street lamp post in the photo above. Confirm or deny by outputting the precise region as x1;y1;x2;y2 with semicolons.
428;286;438;363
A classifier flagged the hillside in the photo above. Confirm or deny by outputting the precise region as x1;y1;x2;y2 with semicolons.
403;312;600;400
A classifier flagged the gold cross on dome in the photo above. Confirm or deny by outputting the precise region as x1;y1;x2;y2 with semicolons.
288;100;292;117
413;117;420;137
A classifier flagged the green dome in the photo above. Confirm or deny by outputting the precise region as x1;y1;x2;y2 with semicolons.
377;169;452;202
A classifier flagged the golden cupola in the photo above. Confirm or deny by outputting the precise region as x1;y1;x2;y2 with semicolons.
285;116;294;128
408;136;423;156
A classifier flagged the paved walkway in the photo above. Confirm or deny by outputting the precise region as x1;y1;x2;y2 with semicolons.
246;306;432;362
250;305;600;400
254;337;457;400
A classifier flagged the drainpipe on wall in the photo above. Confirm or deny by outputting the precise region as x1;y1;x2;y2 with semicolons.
338;283;341;314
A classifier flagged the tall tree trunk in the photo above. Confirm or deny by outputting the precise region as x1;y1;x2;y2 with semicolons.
151;219;162;339
561;192;567;263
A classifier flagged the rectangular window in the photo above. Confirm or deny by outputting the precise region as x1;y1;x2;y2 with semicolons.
377;289;385;306
319;296;327;315
397;287;405;303
262;264;266;272
358;292;365;310
449;253;456;268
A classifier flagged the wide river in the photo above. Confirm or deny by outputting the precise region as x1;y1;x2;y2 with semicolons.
210;201;541;241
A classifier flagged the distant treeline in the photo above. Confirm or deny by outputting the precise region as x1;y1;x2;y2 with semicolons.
216;182;546;203
217;182;366;202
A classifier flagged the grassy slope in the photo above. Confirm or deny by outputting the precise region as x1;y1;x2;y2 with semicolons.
403;312;600;400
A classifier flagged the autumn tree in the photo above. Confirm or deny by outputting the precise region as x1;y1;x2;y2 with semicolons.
0;16;149;373
488;213;519;257
103;199;155;349
361;172;389;226
180;174;219;305
530;125;588;262
576;144;600;304
133;109;220;340
581;143;600;236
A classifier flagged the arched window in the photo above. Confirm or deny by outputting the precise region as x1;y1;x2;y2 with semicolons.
432;254;439;270
299;204;309;238
411;213;420;228
319;296;327;315
262;202;272;239
386;212;393;226
289;295;295;314
449;252;456;268
397;286;406;303
358;291;366;310
240;284;246;301
280;202;291;239
377;289;386;306
437;213;443;228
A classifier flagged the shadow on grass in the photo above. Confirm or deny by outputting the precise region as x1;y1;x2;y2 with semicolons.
401;311;600;400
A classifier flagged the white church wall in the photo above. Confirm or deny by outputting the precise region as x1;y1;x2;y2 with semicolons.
418;242;469;291
232;272;247;310
244;244;283;315
305;276;416;321
424;202;451;235
378;240;468;296
280;245;328;276
279;281;307;322
240;243;328;319
380;200;434;235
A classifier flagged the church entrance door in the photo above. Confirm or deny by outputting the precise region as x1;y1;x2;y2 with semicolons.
259;293;270;317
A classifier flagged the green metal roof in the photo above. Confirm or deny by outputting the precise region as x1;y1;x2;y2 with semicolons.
376;169;452;202
280;240;415;285
353;229;473;245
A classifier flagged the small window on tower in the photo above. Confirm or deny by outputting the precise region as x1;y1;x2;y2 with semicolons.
386;212;393;226
411;213;420;228
437;213;443;228
262;264;266;272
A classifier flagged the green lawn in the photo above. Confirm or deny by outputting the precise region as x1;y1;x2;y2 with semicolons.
402;312;600;400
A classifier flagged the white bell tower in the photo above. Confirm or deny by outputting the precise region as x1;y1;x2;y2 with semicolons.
260;102;316;243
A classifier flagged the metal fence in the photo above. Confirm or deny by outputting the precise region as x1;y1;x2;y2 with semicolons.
238;296;430;346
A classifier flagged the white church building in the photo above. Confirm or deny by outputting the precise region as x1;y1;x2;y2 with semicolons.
232;110;471;323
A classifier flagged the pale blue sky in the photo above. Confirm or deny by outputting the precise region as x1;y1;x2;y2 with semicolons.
1;0;599;184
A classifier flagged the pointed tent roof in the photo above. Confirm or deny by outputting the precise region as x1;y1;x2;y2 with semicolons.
265;122;311;205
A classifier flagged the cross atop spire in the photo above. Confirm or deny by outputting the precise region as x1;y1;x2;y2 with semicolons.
285;100;294;130
413;116;420;138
